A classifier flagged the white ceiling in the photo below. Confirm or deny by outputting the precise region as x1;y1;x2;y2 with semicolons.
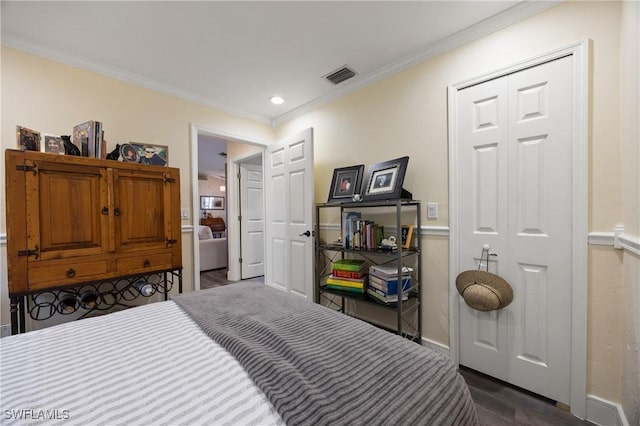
1;1;555;176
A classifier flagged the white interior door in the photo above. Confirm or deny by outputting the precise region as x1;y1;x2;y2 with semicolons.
264;128;314;300
456;56;573;404
240;161;264;279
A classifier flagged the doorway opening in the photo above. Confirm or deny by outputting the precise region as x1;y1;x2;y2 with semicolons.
191;124;269;291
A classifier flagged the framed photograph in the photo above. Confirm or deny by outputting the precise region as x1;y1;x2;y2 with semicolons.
16;125;41;152
327;164;364;203
201;196;225;210
362;156;410;201
211;196;225;210
42;134;65;155
401;225;414;249
120;143;140;163
121;142;168;166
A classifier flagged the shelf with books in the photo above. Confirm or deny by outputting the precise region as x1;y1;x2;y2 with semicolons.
314;199;422;341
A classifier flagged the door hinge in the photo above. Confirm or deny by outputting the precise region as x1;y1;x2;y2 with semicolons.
17;245;39;259
237;170;241;179
238;215;242;222
239;258;243;264
165;238;178;246
164;176;176;184
16;164;37;175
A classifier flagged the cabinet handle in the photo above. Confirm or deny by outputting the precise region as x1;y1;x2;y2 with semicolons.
143;259;151;267
101;207;109;215
66;268;76;278
114;208;121;216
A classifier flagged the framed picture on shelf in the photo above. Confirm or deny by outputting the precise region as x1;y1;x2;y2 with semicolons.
16;126;41;152
362;156;409;201
327;164;364;203
401;225;414;249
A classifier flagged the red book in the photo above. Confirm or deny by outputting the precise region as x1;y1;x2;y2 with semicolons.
332;269;366;279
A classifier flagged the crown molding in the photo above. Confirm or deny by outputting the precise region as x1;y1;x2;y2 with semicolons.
1;33;271;126
272;0;561;127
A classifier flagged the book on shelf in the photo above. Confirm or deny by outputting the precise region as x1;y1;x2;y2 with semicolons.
332;268;367;279
326;284;366;294
368;275;411;295
332;259;368;272
326;276;366;288
367;286;408;303
369;264;413;279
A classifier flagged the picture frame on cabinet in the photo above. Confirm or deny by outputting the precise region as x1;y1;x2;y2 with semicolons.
327;164;365;203
401;225;414;249
16;126;41;152
362;156;409;201
130;142;168;166
120;143;140;163
42;134;65;155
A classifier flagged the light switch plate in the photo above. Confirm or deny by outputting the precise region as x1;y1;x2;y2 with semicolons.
181;208;189;220
427;203;438;219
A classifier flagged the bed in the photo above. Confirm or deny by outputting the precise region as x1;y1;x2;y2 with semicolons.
0;282;477;426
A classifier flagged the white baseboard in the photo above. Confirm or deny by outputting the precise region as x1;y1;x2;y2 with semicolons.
586;394;629;426
421;337;451;357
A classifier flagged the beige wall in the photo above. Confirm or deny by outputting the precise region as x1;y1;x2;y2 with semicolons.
619;1;640;424
0;46;275;324
277;0;629;407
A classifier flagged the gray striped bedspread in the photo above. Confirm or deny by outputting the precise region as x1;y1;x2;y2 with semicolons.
0;301;283;426
172;282;478;426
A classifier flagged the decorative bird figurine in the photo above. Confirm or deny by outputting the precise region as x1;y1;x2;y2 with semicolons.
106;143;121;160
60;135;80;156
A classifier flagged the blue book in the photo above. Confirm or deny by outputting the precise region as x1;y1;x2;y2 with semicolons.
369;275;411;295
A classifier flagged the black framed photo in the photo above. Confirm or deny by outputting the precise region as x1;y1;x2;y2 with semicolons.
362;156;410;201
327;164;365;203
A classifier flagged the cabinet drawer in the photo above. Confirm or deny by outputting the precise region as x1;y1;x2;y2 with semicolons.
117;253;172;273
29;260;109;290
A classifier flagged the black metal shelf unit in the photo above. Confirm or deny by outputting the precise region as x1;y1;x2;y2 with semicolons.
315;199;422;342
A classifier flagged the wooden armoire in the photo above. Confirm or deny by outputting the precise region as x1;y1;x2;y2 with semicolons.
5;150;182;332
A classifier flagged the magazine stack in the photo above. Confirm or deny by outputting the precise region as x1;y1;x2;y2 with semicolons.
367;264;412;304
325;259;368;294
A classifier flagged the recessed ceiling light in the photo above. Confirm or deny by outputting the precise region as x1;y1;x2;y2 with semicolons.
270;96;284;105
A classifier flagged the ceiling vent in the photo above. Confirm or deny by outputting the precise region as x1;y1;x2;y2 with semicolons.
324;65;357;85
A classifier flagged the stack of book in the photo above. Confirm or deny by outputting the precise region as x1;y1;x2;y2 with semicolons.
73;120;104;158
367;264;412;304
325;259;368;293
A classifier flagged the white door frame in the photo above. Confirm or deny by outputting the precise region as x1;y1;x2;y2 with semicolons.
447;39;589;418
190;124;269;290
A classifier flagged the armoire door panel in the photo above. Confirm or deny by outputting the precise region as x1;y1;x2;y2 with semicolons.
114;170;170;253
26;160;108;260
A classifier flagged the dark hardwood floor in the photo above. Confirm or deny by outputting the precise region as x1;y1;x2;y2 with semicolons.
200;268;263;289
198;271;592;425
460;366;594;426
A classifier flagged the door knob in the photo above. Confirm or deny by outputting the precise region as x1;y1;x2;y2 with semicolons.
299;230;311;237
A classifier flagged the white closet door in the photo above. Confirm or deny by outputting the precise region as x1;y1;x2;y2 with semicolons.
457;55;573;404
